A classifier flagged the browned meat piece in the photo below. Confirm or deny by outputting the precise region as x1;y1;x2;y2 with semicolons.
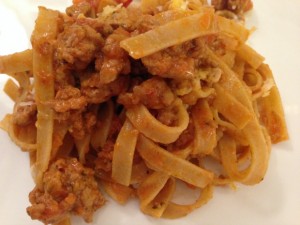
66;1;92;18
156;106;178;126
173;121;195;149
212;0;253;14
94;116;122;174
227;0;253;13
12;92;37;126
95;140;114;172
100;7;149;32
47;86;87;113
81;74;129;104
27;158;105;224
44;85;97;140
118;77;175;109
211;0;227;10
69;112;86;139
55;23;104;70
142;48;195;80
97;28;131;84
102;29;127;58
69;109;97;140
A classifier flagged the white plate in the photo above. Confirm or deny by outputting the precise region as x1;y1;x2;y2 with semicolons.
0;1;300;225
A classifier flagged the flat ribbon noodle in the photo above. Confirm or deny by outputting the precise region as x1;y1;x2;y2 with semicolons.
137;171;175;217
101;180;133;205
0;114;36;152
136;134;214;188
257;64;289;143
191;99;217;155
207;47;271;185
91;101;114;149
219;134;246;180
112;119;139;186
126;99;189;144
31;7;59;186
162;184;213;219
0;49;32;74
120;7;216;59
213;83;252;129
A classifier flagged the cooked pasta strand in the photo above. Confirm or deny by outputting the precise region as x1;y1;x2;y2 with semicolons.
31;7;59;186
126;99;189;144
112;119;139;186
120;8;216;59
237;43;265;69
257;64;289;143
213;83;252;129
0;49;32;74
163;184;213;219
3;79;19;102
137;135;214;188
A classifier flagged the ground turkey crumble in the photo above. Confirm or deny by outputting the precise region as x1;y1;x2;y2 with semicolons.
27;158;105;224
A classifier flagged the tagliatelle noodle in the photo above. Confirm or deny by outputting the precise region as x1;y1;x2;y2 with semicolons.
162;184;213;219
120;7;216;59
137;171;175;217
191;99;217;155
256;64;289;143
136;134;214;188
0;49;33;74
91;101;114;149
126;99;189;144
206;47;271;184
112;119;139;186
31;7;59;186
0;114;37;152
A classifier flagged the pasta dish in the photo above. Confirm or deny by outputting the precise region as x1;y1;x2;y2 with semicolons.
0;0;288;224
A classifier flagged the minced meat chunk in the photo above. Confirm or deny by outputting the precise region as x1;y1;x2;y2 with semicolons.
12;92;37;126
47;86;87;113
66;1;92;18
55;23;104;70
94;116;122;175
69;110;97;140
142;50;195;80
212;0;253;14
27;158;105;224
81;73;129;104
97;28;131;84
118;77;175;109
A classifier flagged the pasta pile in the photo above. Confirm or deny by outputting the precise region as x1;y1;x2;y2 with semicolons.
0;0;288;224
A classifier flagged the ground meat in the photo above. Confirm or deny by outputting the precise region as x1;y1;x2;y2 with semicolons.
66;1;92;18
118;77;175;109
67;109;97;140
12;92;37;126
69;114;86;140
95;140;114;173
212;0;253;14
81;73;129;104
172;121;195;149
142;48;195;80
97;28;131;84
94;116;122;174
212;0;227;10
47;86;87;113
27;158;105;224
45;85;96;140
55;22;104;70
156;106;178;126
100;7;149;32
85;110;98;132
